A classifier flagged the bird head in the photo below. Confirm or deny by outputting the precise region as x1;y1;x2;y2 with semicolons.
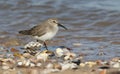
47;18;68;30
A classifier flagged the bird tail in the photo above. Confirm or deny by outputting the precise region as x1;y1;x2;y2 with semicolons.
19;30;30;35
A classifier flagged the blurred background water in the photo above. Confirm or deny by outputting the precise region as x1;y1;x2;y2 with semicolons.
0;0;120;60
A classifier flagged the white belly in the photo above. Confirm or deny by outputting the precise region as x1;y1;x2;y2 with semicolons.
34;30;58;41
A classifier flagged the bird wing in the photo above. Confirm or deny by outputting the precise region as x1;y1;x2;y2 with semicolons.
29;23;48;36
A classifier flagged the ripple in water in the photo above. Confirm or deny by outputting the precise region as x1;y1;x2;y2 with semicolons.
0;0;120;60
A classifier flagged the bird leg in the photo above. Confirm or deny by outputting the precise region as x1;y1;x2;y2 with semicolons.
36;40;48;50
44;42;48;50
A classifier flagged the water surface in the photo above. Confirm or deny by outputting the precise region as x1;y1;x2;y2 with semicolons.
0;0;120;60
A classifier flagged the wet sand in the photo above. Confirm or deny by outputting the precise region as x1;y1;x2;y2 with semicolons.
0;66;120;74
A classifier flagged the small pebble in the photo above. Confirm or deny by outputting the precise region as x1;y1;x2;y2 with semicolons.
17;62;23;66
36;63;42;67
112;62;120;68
46;63;53;69
80;63;86;67
30;63;35;67
2;65;10;70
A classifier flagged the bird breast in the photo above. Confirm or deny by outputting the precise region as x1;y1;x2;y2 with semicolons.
34;26;58;41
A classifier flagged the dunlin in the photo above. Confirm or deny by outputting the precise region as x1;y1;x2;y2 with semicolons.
19;18;67;50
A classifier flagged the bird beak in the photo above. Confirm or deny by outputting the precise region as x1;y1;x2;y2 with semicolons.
58;23;67;30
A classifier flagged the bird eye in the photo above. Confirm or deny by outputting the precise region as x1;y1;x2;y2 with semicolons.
53;20;56;23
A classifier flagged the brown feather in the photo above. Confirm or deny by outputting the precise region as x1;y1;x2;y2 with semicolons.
19;30;30;35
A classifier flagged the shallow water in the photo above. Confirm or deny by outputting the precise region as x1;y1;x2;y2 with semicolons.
0;0;120;60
